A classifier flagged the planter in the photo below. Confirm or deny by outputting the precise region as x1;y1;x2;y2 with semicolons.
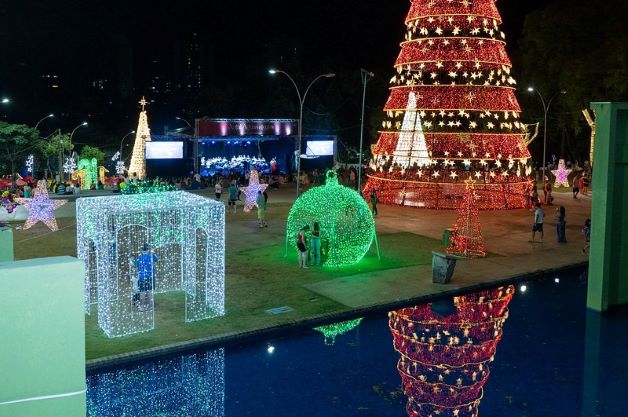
431;251;458;284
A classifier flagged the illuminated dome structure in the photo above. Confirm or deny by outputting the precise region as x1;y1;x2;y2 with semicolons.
389;286;514;417
286;171;376;267
364;0;533;210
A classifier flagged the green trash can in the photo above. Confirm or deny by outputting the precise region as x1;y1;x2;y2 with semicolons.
442;228;454;247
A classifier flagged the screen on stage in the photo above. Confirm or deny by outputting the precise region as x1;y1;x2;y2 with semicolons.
145;142;184;159
306;140;334;156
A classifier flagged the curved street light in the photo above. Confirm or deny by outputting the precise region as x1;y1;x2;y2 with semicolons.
175;116;192;128
35;113;54;130
65;122;88;179
268;69;335;196
119;130;136;163
527;87;567;179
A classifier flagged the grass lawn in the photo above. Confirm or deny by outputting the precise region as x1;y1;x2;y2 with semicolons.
13;216;440;360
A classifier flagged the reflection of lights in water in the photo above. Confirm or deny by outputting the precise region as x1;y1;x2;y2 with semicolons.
520;284;528;293
267;345;275;354
313;318;363;345
87;349;225;417
554;277;560;284
389;286;514;417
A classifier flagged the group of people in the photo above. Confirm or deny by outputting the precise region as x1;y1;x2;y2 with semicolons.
530;202;591;254
297;222;322;268
572;174;590;199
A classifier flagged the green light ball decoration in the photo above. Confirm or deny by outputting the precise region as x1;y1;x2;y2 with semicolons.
286;170;375;267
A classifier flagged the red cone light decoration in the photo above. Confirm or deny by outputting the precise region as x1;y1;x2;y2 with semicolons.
447;179;487;258
389;285;514;417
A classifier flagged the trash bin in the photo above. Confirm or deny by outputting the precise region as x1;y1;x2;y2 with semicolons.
442;228;455;247
432;251;457;284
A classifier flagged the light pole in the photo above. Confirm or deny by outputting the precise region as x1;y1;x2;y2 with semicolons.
119;130;136;163
358;69;374;193
66;122;88;179
269;69;335;197
175;116;192;128
176;117;198;173
35;113;54;130
1;98;9;104
527;87;567;179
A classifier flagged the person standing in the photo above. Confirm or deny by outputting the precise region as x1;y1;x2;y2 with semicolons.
582;218;591;254
256;190;267;228
572;175;580;199
311;222;322;266
132;243;158;310
581;174;590;196
297;229;308;268
214;180;222;200
228;181;238;213
370;188;378;216
531;202;545;242
555;206;567;243
543;181;553;205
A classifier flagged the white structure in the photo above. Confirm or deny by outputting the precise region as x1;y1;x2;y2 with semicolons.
77;191;225;338
392;91;431;168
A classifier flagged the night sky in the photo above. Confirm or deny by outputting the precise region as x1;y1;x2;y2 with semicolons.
0;0;552;142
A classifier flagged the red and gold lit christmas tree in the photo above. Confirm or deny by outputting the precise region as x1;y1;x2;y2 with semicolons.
389;285;514;417
364;0;532;210
447;179;486;258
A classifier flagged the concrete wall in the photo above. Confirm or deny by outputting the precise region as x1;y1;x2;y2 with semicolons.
587;102;628;311
0;256;86;417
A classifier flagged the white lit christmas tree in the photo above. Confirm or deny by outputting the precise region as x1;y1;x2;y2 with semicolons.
128;97;152;180
392;92;431;169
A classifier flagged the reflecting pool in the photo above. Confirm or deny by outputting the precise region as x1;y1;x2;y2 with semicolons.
87;268;628;416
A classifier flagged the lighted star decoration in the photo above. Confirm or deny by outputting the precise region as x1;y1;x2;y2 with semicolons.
16;180;67;231
551;158;572;188
239;169;268;212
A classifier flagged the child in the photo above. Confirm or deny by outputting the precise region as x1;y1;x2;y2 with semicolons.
531;202;544;242
228;182;238;213
215;180;222;200
132;243;158;310
297;229;308;268
582;218;591;254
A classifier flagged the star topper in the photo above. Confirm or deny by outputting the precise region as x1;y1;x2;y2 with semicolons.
16;180;67;231
139;96;148;111
239;169;268;212
551;159;572;188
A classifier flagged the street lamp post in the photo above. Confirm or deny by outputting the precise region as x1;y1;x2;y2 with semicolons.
269;69;335;197
35;113;54;130
119;130;136;164
176;116;197;173
527;87;567;180
66;122;88;179
358;69;374;193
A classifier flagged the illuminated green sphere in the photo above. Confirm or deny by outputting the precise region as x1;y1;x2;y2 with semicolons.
286;170;375;267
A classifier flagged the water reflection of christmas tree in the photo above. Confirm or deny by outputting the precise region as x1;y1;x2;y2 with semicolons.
389;286;514;417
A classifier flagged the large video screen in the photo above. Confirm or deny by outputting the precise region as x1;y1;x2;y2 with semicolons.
145;142;183;159
306;140;334;156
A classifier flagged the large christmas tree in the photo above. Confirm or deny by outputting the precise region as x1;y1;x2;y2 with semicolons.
364;0;532;210
128;97;152;179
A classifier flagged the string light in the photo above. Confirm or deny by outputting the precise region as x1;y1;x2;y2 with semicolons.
25;154;34;173
551;159;572;188
286;171;376;267
76;191;225;338
63;156;77;174
313;318;363;345
73;158;98;190
364;0;531;210
15;180;67;231
128;97;151;180
389;285;514;417
86;349;225;416
447;179;487;258
120;179;177;195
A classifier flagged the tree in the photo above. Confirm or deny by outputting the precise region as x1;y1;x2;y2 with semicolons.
520;0;628;163
364;0;531;210
0;121;41;185
37;131;72;179
80;145;105;164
